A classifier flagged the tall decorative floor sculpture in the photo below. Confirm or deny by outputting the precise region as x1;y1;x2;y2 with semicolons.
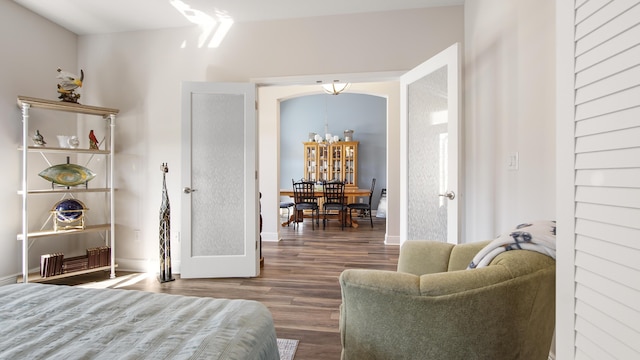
159;163;174;282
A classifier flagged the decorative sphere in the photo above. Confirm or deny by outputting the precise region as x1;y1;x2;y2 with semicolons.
53;199;86;223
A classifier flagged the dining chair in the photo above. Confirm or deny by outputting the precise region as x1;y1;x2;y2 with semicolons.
292;179;319;230
347;178;376;228
323;180;347;230
279;201;295;226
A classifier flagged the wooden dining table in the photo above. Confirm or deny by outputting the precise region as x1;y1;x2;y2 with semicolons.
280;187;371;228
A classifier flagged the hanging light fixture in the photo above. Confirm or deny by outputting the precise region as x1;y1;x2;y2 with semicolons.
322;82;350;95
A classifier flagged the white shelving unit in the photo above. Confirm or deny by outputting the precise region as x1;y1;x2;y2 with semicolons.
17;96;119;283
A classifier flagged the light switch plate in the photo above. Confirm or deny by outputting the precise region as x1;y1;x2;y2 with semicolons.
507;152;519;170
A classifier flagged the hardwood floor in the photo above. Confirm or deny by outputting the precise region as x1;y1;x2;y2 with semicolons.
64;215;398;360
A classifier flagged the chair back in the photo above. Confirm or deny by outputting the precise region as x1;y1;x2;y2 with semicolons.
323;181;346;206
292;180;317;205
367;178;376;205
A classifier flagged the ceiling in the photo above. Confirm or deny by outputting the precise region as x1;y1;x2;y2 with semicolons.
14;0;464;35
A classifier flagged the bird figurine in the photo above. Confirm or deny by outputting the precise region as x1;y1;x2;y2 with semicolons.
56;68;84;103
32;129;46;147
89;130;99;150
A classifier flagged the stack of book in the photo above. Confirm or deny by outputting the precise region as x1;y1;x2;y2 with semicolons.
42;247;112;277
87;246;111;268
62;255;89;273
40;253;64;277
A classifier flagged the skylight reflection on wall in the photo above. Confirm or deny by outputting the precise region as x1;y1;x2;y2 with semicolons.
170;0;234;48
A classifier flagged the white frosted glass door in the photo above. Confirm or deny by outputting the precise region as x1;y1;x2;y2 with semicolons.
181;82;258;278
400;43;460;245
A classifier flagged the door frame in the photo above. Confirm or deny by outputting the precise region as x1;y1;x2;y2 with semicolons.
253;77;402;245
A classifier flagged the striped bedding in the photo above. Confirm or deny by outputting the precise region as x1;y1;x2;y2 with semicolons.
0;283;279;359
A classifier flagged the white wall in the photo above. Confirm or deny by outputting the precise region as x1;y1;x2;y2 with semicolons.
464;0;556;242
0;1;79;282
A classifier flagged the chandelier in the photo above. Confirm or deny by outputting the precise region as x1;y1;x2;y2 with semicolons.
322;82;350;95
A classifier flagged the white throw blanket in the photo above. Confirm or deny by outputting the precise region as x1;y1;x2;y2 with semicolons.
468;220;556;269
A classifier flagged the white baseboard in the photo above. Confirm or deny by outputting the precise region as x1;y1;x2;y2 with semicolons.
117;257;183;275
262;232;280;242
0;275;18;286
115;257;153;273
1;266;42;285
385;234;400;245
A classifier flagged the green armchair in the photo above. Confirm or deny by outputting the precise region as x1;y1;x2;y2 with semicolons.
339;240;555;359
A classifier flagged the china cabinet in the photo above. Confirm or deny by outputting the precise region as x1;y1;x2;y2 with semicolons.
303;141;358;187
16;96;118;283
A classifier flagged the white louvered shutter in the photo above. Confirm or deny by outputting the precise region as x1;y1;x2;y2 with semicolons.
558;0;640;359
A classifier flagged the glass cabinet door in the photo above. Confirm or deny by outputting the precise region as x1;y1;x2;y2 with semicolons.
303;142;317;182
343;142;358;187
329;144;342;182
318;143;329;182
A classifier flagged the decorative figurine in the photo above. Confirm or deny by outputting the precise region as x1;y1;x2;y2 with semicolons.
39;163;96;188
56;68;84;103
68;135;80;149
159;163;174;283
32;129;46;146
88;129;99;150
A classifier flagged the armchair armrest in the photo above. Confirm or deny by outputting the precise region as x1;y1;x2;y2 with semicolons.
340;269;421;296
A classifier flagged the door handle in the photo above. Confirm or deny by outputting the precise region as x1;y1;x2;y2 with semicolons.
183;187;197;194
438;191;455;200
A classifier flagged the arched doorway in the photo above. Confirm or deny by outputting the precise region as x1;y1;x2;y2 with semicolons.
257;81;401;245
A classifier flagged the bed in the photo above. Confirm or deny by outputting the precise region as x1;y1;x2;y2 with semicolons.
0;283;280;359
